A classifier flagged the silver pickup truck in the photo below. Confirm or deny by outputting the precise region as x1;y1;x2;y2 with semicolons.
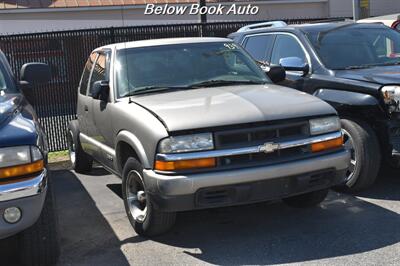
68;38;349;236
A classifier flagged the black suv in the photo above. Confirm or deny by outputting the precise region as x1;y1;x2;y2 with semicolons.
229;21;400;192
0;50;58;265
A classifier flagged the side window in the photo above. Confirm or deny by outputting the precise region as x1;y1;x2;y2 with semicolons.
271;35;306;65
243;34;275;62
88;52;109;96
372;34;399;58
79;53;97;95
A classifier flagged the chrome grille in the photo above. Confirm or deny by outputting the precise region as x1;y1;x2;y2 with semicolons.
214;121;311;168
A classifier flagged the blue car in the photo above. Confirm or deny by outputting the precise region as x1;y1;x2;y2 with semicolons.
0;50;58;265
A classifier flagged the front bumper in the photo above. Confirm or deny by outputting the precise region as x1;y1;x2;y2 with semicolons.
386;119;400;157
144;150;350;212
0;170;48;239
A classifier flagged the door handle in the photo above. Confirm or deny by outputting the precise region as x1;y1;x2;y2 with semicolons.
84;105;89;112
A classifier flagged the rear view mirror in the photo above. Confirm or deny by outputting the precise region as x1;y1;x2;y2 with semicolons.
92;80;110;102
20;62;51;86
279;57;309;76
264;65;286;83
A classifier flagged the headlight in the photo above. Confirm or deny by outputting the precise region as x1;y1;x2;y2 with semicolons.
158;133;214;153
0;146;44;179
309;116;341;135
381;85;400;113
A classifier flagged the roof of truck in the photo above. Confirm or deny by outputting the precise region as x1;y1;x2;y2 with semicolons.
229;21;389;38
96;37;232;51
294;21;388;33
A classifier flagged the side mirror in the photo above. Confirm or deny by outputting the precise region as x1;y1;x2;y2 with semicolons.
264;65;286;83
279;57;309;76
20;63;51;86
92;80;110;102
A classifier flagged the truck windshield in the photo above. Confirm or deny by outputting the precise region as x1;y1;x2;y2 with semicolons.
115;42;269;98
0;67;10;94
307;26;400;70
0;58;17;98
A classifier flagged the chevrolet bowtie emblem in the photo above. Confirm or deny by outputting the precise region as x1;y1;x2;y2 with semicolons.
259;142;280;154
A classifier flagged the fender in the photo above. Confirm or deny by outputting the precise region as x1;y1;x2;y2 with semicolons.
115;130;151;170
313;89;384;116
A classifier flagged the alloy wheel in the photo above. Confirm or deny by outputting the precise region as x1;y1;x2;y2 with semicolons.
342;129;357;183
125;170;147;223
67;132;76;165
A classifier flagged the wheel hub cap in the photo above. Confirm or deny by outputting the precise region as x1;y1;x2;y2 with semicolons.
126;171;147;223
68;133;76;165
342;129;357;183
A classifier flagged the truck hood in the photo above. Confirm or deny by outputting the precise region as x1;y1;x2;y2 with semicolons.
335;65;400;85
0;93;38;147
0;93;20;127
130;84;335;132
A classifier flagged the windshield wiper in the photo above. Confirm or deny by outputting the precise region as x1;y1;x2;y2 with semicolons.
377;61;400;67
343;65;374;70
342;61;400;70
121;80;266;97
121;86;190;97
188;80;265;88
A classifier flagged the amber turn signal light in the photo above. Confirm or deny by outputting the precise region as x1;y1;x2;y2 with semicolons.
0;160;44;179
155;158;216;171
311;137;343;153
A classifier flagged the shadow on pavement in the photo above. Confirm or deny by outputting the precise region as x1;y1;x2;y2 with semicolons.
150;195;400;264
85;167;110;176
149;180;400;264
52;170;129;266
54;168;400;265
354;168;400;201
107;184;123;199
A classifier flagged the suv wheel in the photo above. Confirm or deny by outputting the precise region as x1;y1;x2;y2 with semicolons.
338;118;381;192
122;158;176;237
19;179;59;266
67;123;93;173
283;189;328;208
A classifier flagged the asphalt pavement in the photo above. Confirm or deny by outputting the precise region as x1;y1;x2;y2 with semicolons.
49;167;400;265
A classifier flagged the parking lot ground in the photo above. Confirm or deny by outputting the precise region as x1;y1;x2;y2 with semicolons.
27;168;400;265
52;167;400;266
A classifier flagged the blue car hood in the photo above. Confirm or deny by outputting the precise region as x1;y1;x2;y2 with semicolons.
0;92;38;147
0;92;19;126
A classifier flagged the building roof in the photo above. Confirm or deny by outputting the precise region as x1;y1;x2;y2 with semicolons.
0;0;213;9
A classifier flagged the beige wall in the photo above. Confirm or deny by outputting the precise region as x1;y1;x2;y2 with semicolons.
0;1;328;35
329;0;400;17
2;0;400;35
370;0;400;16
328;0;353;17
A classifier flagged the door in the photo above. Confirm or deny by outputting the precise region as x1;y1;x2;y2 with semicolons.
270;34;309;90
77;52;97;156
88;51;115;169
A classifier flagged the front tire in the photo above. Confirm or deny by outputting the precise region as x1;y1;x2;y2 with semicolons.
122;158;176;237
67;122;93;174
338;118;381;192
283;189;328;208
